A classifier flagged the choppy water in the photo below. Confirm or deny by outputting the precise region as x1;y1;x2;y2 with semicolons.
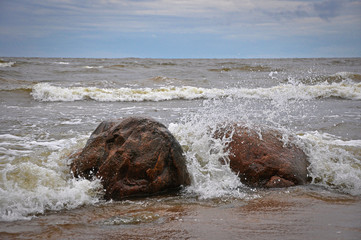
0;57;360;223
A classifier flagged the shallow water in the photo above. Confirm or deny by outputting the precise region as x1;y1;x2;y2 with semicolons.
1;188;360;240
0;57;360;238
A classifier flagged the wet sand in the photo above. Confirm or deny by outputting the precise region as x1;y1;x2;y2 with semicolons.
1;187;360;240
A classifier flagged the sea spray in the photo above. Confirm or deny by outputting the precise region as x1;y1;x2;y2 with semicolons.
169;110;246;199
170;95;361;197
168;97;303;199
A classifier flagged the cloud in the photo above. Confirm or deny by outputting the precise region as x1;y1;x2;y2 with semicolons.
313;0;344;21
2;0;358;35
0;0;360;57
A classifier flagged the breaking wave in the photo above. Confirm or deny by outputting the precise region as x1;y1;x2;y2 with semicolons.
30;81;361;102
0;61;16;68
299;132;361;195
0;134;103;221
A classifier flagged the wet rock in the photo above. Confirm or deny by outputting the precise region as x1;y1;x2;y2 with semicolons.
218;126;309;188
70;117;190;200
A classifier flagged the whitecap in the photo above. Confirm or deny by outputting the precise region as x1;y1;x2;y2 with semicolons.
30;81;361;102
0;61;15;67
83;66;103;69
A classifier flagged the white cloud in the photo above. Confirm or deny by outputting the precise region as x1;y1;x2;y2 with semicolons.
3;0;360;35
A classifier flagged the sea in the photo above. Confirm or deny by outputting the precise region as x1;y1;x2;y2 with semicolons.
0;57;360;239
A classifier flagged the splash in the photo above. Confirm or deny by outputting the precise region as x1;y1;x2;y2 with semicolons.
170;96;361;197
169;98;262;200
169;116;246;199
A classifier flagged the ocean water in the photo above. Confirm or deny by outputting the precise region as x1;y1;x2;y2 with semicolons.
0;57;361;238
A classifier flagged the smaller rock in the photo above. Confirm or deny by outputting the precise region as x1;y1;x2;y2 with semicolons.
217;125;309;188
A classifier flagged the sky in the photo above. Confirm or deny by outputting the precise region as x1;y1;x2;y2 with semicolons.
0;0;360;58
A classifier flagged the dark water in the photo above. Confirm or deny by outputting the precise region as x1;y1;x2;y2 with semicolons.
0;57;360;239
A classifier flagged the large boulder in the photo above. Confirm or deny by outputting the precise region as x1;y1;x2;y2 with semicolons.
70;117;190;200
218;126;309;188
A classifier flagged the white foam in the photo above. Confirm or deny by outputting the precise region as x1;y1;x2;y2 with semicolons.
30;81;361;102
0;177;102;221
269;71;278;79
298;132;361;195
83;66;103;69
0;134;25;141
0;135;103;221
229;81;361;101
31;83;225;102
61;119;83;125
0;61;15;67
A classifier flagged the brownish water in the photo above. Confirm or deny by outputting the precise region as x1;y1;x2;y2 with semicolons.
1;188;360;240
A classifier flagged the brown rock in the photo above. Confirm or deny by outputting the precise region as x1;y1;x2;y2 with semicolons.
218;126;309;188
70;117;190;200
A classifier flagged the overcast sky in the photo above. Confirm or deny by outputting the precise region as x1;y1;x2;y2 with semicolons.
0;0;360;58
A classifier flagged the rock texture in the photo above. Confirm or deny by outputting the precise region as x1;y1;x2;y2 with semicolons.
218;126;309;188
70;117;190;200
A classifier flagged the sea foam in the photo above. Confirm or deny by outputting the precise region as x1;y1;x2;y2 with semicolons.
0;135;103;221
299;132;361;195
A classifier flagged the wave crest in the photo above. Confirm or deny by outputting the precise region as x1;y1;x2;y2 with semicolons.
0;61;16;67
30;81;361;102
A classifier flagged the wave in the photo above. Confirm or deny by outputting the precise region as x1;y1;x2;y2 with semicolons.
30;81;361;102
0;78;36;91
0;61;16;68
31;83;224;102
208;64;280;72
333;72;361;82
0;134;103;221
293;72;361;85
298;132;361;195
83;66;104;69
